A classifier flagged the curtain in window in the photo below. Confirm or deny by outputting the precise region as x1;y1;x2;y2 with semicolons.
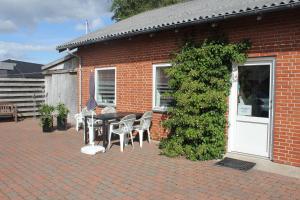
96;69;115;105
155;67;172;108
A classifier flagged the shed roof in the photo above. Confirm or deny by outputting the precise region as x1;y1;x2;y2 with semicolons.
42;54;74;70
57;0;300;51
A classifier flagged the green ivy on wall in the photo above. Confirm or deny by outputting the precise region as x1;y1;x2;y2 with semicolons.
159;39;251;161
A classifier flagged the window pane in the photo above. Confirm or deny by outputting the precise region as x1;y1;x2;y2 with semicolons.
155;67;172;108
96;69;115;104
237;65;270;118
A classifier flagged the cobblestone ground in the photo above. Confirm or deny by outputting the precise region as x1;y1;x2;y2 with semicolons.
0;119;299;200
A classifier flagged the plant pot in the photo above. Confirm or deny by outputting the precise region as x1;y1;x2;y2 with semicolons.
41;117;53;132
57;117;67;130
42;124;53;132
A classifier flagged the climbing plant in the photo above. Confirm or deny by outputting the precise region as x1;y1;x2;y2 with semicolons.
159;39;251;161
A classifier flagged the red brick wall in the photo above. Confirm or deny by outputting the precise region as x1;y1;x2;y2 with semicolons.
77;9;300;166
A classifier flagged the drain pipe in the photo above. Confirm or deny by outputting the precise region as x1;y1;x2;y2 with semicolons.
66;48;82;111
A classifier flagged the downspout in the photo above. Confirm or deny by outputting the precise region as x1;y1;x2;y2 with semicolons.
66;48;82;111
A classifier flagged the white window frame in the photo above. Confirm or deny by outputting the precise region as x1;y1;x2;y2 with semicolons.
95;67;117;107
152;63;172;112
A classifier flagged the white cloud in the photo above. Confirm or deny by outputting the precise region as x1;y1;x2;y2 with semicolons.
0;0;112;33
0;20;18;33
0;41;55;61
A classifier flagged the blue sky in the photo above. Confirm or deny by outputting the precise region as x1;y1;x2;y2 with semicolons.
0;0;114;64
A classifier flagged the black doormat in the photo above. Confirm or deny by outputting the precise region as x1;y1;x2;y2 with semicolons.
216;157;256;171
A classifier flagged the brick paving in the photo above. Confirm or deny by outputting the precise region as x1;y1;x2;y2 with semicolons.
0;119;299;200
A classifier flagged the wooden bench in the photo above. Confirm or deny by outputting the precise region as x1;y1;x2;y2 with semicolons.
0;104;17;122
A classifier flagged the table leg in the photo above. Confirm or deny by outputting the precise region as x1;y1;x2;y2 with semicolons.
103;120;108;150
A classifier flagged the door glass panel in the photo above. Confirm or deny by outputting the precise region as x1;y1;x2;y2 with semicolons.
237;65;270;118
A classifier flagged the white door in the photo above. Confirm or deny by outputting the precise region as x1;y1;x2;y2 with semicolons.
228;58;275;158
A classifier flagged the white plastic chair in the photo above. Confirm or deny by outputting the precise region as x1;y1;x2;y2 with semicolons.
74;112;83;132
86;106;117;144
133;111;153;147
74;107;97;143
96;106;117;136
108;114;136;152
74;107;95;132
101;106;116;114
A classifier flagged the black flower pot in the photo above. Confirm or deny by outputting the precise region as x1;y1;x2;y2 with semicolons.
42;119;53;133
42;125;52;132
57;117;67;130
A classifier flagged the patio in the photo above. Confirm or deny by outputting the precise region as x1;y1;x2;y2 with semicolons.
0;119;299;200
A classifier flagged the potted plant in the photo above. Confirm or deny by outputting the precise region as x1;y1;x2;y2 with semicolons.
38;104;55;132
56;103;69;130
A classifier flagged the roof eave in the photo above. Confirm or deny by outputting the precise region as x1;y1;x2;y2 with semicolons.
56;2;300;52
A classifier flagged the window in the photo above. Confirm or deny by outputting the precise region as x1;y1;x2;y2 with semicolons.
153;64;172;111
95;68;116;106
237;65;270;118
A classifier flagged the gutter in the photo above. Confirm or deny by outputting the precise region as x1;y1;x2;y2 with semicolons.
57;2;300;52
42;69;77;75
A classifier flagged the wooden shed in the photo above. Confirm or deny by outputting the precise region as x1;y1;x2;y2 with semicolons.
42;55;78;124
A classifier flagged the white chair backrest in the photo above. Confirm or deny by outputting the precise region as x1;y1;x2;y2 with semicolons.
119;114;136;133
82;107;96;117
140;111;153;130
101;106;116;114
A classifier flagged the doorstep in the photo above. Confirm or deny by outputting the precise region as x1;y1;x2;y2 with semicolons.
226;152;300;179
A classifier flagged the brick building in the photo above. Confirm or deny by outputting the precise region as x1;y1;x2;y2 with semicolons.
57;0;300;166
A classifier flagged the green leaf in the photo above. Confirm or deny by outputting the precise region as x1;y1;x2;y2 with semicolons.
160;39;250;161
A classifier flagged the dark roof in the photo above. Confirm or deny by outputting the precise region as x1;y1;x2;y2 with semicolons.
1;59;43;78
57;0;300;51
